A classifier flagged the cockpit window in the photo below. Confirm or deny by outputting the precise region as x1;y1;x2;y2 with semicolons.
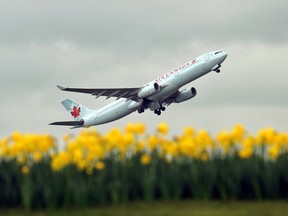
215;51;222;55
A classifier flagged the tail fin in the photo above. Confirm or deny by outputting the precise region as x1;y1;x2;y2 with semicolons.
61;99;93;121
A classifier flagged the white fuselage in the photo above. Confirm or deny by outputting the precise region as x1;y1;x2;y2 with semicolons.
83;51;227;127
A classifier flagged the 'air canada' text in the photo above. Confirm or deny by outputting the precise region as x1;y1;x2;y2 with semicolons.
155;58;199;82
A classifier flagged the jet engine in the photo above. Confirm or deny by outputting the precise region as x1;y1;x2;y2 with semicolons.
138;82;160;99
175;87;197;103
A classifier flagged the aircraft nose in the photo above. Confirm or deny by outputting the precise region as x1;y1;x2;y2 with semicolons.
219;52;228;63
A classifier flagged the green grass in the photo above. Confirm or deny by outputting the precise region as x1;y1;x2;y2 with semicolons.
1;201;288;216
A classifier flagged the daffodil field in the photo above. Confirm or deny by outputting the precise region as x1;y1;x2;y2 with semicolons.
1;123;288;209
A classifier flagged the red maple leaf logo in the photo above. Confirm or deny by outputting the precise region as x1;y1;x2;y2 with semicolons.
71;106;81;118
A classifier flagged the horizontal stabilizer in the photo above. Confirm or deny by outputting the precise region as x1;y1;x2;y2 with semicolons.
49;120;84;126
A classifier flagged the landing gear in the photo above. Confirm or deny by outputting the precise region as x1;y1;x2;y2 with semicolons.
154;110;161;115
154;106;166;116
137;99;150;114
138;100;166;116
212;64;221;73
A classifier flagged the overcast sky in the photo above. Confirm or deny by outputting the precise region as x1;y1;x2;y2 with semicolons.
1;0;288;138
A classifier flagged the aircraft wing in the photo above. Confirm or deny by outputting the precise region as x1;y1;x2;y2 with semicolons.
57;85;140;101
161;90;180;106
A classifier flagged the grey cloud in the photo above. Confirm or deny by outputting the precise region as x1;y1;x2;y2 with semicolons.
192;42;288;107
1;1;287;50
1;0;288;137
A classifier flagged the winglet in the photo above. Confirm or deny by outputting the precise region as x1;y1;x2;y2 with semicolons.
57;85;66;91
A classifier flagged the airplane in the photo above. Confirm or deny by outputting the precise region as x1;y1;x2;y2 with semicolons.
50;50;228;128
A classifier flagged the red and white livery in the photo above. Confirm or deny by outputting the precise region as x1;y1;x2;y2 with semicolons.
50;51;228;128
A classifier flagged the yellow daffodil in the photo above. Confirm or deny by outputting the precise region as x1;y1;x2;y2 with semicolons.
267;146;280;160
95;161;105;170
238;146;253;159
140;154;152;165
157;122;169;135
0;124;287;173
21;165;30;175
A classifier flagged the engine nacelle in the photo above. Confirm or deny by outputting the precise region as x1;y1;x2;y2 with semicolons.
175;87;197;103
138;82;160;98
